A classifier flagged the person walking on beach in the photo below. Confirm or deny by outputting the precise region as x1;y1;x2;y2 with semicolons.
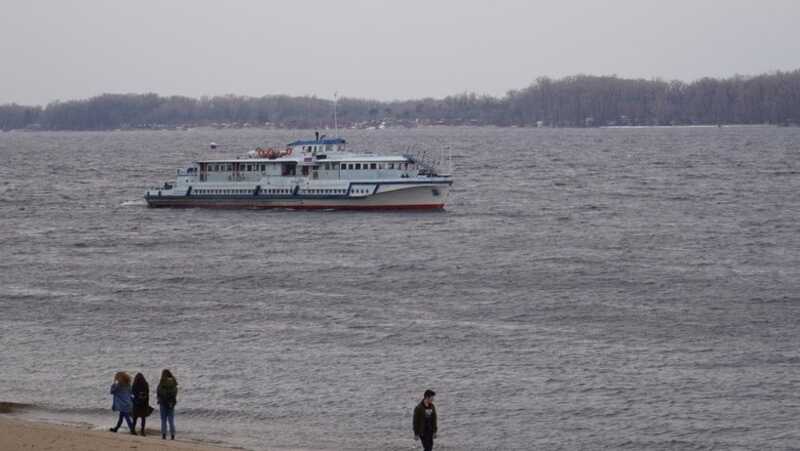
131;373;154;436
156;369;178;440
413;389;438;451
109;371;135;434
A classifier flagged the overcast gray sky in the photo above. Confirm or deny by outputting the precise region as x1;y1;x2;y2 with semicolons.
2;0;799;105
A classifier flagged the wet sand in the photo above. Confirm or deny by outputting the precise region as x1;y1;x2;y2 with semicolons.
0;416;242;451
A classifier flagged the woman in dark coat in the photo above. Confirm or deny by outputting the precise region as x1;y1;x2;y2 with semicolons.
156;369;179;440
131;373;153;436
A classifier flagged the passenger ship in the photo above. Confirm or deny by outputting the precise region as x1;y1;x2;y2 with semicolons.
144;135;453;210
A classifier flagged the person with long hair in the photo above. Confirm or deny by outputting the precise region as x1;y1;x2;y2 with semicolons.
156;369;178;440
131;373;154;436
109;371;135;434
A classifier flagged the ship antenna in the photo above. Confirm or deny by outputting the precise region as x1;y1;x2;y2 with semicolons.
449;146;453;175
333;91;338;138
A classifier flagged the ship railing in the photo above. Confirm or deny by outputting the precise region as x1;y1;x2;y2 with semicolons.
405;152;443;177
147;182;174;191
406;143;453;172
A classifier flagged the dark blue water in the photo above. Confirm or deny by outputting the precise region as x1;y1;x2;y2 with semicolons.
1;126;799;450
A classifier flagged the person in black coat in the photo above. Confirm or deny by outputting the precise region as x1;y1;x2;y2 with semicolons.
157;369;179;440
413;389;438;451
131;373;153;436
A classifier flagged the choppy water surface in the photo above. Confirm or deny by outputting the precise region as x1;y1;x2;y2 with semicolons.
1;126;799;450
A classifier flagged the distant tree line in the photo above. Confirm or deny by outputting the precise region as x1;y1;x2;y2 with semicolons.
2;70;800;130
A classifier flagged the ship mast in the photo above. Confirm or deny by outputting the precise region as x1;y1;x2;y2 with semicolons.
333;91;339;138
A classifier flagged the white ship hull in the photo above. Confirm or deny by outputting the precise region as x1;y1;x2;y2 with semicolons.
146;180;452;210
145;136;453;210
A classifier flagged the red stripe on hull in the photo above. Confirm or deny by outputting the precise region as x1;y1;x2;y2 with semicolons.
147;202;445;211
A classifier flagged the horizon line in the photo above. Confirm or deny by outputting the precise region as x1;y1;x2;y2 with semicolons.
4;68;799;108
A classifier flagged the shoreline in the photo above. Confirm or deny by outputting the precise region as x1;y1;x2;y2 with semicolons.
0;123;793;133
0;414;244;451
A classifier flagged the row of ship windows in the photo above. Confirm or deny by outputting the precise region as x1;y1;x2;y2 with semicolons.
303;145;335;152
194;188;370;195
301;189;361;194
207;164;266;172
329;162;410;171
196;189;264;194
204;162;410;172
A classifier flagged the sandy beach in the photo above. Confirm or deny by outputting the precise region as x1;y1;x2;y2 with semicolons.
0;416;242;451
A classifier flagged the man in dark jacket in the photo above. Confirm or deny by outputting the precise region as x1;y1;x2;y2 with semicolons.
413;389;437;451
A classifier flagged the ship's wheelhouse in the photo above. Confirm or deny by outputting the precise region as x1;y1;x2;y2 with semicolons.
287;137;346;155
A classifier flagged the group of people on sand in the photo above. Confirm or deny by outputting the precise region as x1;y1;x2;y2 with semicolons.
110;376;437;450
108;369;178;440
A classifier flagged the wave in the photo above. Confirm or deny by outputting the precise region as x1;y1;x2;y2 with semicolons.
0;401;268;424
0;401;108;417
119;199;147;207
0;401;35;413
